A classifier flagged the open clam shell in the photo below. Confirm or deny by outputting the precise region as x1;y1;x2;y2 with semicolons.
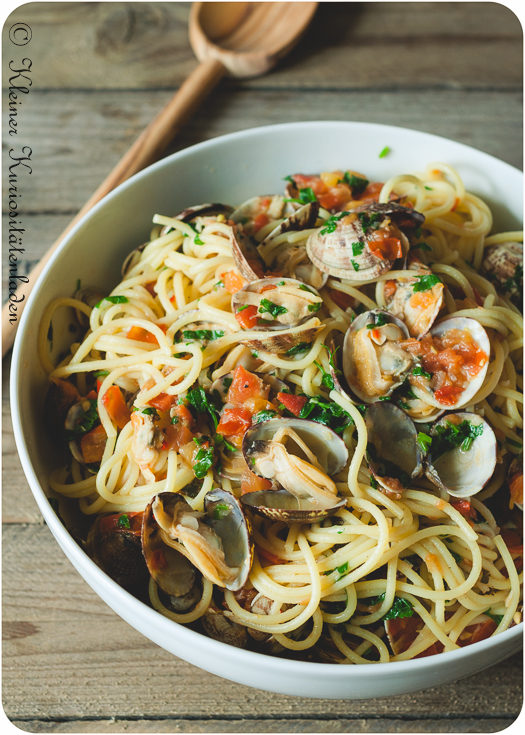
409;317;490;410
159;203;233;237
257;202;319;265
230;227;267;281
211;371;286;403
232;277;324;353
425;412;496;498
365;403;423;499
306;202;422;282
241;488;346;524
481;240;523;305
142;490;252;593
74;286;107;327
241;417;348;522
231;195;286;235
342;310;414;403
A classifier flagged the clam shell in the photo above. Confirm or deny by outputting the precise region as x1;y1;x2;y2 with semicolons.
382;261;444;339
159;203;233;237
257;202;320;266
481;241;523;304
122;243;147;278
241;489;346;524
232;277;324;354
425;412;496;498
231;195;286;231
365;403;423;499
230;227;267;281
342;310;414;403
306;202;420;282
410;317;490;410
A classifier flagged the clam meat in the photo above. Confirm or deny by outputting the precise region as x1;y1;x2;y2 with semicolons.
481;240;523;306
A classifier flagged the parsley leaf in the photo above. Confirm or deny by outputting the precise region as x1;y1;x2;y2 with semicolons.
367;312;387;329
383;597;413;619
259;298;288;318
95;295;129;308
320;211;349;235
412;241;432;252
431;420;484;460
412;366;432;380
413;274;443;293
351;260;360;272
298;394;354;433
182;329;225;341
343;172;369;193
285;342;310;356
379;146;390;159
485;610;504;626
193;446;215;478
352;241;364;257
253;409;278;424
186;388;220;429
213;502;231;520
117;514;131;529
417;432;432;453
308;301;322;313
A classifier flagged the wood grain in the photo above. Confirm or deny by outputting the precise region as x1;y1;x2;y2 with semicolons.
2;523;523;722
3;89;522;215
3;2;522;90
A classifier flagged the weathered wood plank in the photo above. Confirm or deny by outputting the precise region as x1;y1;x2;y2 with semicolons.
2;3;522;90
2;525;522;720
3;88;522;216
8;717;519;733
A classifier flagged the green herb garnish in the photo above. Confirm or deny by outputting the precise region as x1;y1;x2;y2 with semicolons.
431;420;484;460
182;329;225;341
379;146;390;159
485;610;504;626
308;301;322;313
413;274;443;293
186;387;221;429
352;241;364;257
253;409;278;424
343;172;369;193
383;597;413;619
117;514;131;529
412;366;432;380
351;260;360;272
412;242;432;251
193;446;215;478
65;399;99;440
93;370;110;379
95;295;129;308
285;342;310;356
213;502;231;520
320;211;349;235
417;432;433;453
259;298;288;319
298;394;354;434
367;312;387;329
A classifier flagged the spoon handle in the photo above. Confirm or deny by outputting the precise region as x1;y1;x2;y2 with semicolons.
3;57;226;356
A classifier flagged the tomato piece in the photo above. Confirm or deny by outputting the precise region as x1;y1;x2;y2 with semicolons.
383;280;397;300
329;289;355;310
227;366;267;406
235;305;259;329
127;326;159;345
172;404;194;429
101;386;131;429
222;270;245;294
277;392;308;416
510;471;523;508
458;619;497;647
148;392;177;412
368;232;403;260
260;284;277;293
451;500;478;521
80;424;107;463
409;291;436;309
434;385;464;405
253;212;269;232
241;467;272;495
216;407;252;437
163;422;193;451
85;390;97;400
317;184;351;211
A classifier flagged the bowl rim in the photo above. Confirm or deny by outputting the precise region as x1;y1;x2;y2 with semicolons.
11;120;523;679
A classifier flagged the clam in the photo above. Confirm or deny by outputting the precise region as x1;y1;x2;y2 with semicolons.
231;195;287;236
365;403;423;499
86;512;150;594
382;258;444;338
74;286;107;327
142;490;252;593
481;240;523;305
257;202;320;264
425;412;496;498
306;203;424;282
408;317;490;410
201;608;248;648
230;227;267;281
241;418;348;522
232;277;324;353
211;371;286;403
160;203;233;236
342;310;414;403
45;378;81;438
177;311;232;347
122;243;147;278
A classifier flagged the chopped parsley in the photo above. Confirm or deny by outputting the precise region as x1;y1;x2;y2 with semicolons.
182;329;225;341
506;438;523;449
379;146;390;159
297;394;354;434
308;301;322;313
412;366;432;380
343;172;369;193
417;432;433;453
117;514;131;529
285;342;310;356
383;597;413;619
367;312;388;329
253;409;278;424
357;211;382;233
369;475;378;489
485;610;504;626
193;446;215;478
93;370;109;379
320;211;349;235
185;222;204;245
223;377;233;391
135;406;157;416
299;283;314;293
259;298;288;318
213;502;231;520
430;420;484;460
323;561;349;580
286;187;318;205
413;274;443;293
351;260;360;272
352;241;364;257
237;304;251;312
214;434;237;453
95;295;129;308
186;387;221;429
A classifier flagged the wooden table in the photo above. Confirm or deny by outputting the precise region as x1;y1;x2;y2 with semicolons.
2;3;523;732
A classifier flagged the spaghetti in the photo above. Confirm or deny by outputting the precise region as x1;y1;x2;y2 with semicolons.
40;163;523;663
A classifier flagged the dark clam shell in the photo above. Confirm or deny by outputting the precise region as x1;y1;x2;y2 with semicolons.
241;489;346;524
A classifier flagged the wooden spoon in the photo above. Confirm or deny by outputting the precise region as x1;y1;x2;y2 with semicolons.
3;1;318;356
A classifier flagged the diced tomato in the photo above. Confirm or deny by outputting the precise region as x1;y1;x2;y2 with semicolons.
101;386;131;429
509;472;523;508
99;511;143;537
163;422;193;451
235;305;259;329
243;396;276;415
358;181;384;204
241;467;272;495
410;291;436;309
451;500;478;521
148;392;177;412
255;544;285;565
85;390;97;400
383;280;397;300
222;270;246;294
80;424;107;463
127;326;159;345
317;184;352;211
277;392;308;416
458;619;497;647
329;289;355;310
172;404;194;429
500;528;523;556
227;366;267;406
253;213;269;232
260;284;277;293
368;231;403;261
216;407;252;437
434;385;464;405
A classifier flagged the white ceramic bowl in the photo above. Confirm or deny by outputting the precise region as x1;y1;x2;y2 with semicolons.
11;122;523;699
